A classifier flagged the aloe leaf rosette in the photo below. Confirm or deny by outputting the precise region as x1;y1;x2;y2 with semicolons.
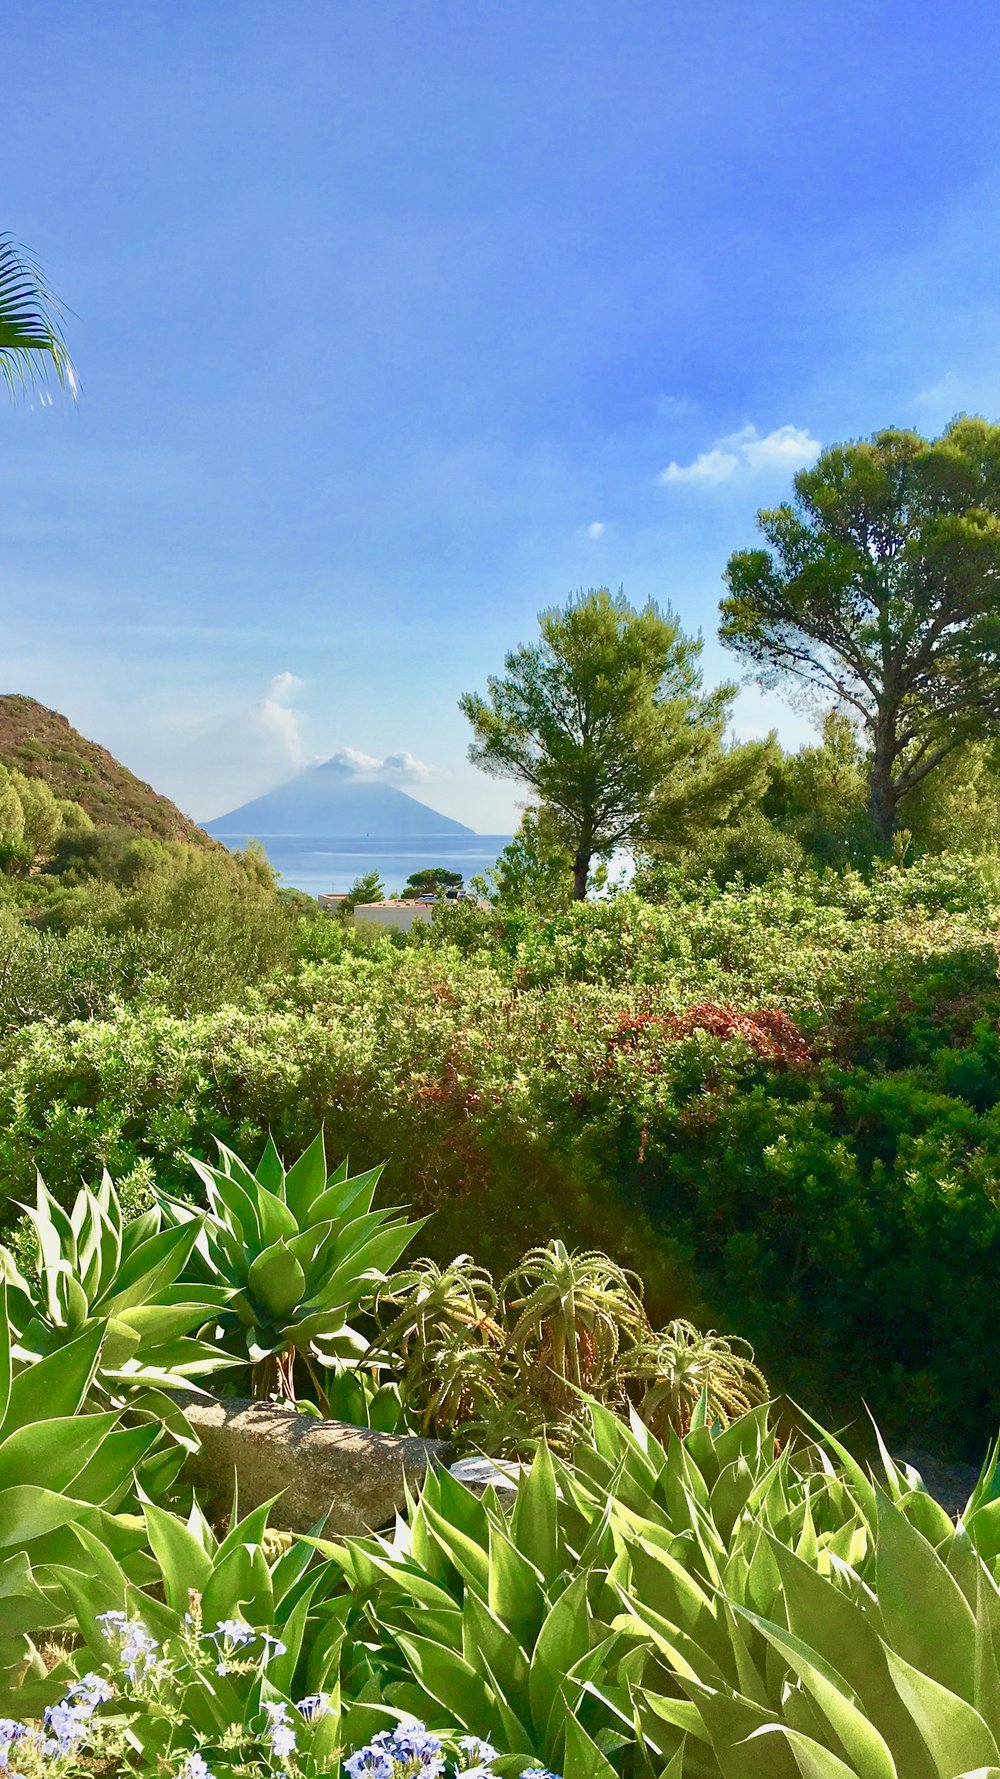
160;1132;423;1404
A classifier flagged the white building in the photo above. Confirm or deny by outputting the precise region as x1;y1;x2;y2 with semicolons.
352;897;437;933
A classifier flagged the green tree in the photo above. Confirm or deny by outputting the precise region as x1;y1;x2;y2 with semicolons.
0;233;75;397
478;804;574;911
11;770;63;860
0;767;24;847
720;420;1000;848
461;587;745;899
763;710;871;866
403;867;464;897
345;869;385;909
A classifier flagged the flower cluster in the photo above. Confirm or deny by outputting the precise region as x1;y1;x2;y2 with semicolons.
97;1610;162;1684
343;1724;560;1779
0;1673;117;1777
204;1619;286;1676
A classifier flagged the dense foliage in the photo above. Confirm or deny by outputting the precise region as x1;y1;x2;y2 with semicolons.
0;857;996;1456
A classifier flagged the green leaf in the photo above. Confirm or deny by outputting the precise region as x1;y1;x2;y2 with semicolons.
562;1713;620;1779
142;1500;213;1612
282;1130;329;1222
392;1626;498;1732
0;1484;85;1548
255;1136;286;1195
528;1574;592;1732
103;1222;202;1312
511;1441;561;1586
885;1645;1000;1774
735;1605;898;1779
744;1725;861;1779
4;1324;103;1433
875;1492;978;1701
247;1242;307;1319
0;1413;118;1492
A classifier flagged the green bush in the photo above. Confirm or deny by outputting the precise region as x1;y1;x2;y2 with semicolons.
0;862;998;1455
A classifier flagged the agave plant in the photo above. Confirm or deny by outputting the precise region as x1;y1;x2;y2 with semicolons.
0;1286;163;1700
620;1317;769;1437
0;1169;234;1400
499;1238;650;1410
161;1132;422;1408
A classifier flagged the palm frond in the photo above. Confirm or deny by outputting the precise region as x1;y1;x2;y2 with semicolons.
0;233;76;398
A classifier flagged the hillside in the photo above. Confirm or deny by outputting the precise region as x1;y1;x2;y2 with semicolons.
207;758;474;837
0;695;210;844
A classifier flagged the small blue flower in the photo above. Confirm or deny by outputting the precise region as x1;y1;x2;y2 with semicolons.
345;1746;396;1779
296;1693;332;1721
269;1722;297;1763
64;1673;114;1709
259;1632;288;1661
43;1700;90;1754
456;1740;499;1770
177;1755;214;1779
208;1619;255;1647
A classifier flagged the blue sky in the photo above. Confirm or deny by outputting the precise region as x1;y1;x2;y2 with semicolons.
3;0;1000;830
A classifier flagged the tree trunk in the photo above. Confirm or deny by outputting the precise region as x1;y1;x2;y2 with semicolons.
572;850;591;900
868;727;898;851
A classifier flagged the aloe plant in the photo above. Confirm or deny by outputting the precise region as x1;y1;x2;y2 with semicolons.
373;1256;510;1440
161;1132;422;1408
619;1317;769;1437
499;1238;650;1409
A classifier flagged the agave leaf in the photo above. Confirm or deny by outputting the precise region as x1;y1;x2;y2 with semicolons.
487;1521;547;1651
0;1484;91;1549
735;1604;897;1779
188;1156;262;1248
281;1129;329;1221
875;1492;978;1700
309;1164;387;1227
511;1440;561;1586
4;1323;103;1433
764;1537;940;1777
141;1499;214;1612
562;1713;620;1779
103;1221;203;1312
884;1643;1000;1773
69;1423;159;1508
392;1626;499;1735
742;1724;859;1779
527;1572;593;1732
0;1413;120;1493
247;1242;308;1318
254;1134;286;1195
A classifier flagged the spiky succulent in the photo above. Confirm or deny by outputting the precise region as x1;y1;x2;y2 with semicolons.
160;1132;422;1407
620;1317;769;1437
499;1238;650;1410
0;1170;233;1398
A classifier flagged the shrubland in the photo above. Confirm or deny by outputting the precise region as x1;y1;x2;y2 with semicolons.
0;856;997;1457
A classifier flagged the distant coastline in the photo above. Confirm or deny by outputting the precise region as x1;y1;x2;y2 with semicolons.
212;833;514;897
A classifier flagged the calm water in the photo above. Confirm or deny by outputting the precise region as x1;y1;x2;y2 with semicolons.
215;834;514;898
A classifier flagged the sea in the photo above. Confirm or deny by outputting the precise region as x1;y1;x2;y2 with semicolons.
214;834;514;898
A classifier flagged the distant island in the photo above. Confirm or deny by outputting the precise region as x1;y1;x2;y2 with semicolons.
206;757;475;838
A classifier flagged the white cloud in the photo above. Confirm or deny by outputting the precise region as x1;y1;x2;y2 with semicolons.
321;746;443;785
586;521;606;539
660;423;821;487
257;671;306;766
